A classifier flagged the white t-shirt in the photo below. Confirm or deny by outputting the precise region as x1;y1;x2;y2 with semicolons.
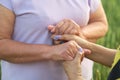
0;0;100;80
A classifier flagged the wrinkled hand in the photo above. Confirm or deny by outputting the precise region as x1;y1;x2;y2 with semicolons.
48;19;86;45
51;34;91;55
63;51;84;80
49;40;81;61
48;19;85;38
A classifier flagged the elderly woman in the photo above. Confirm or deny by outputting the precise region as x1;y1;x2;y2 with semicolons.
52;34;120;80
0;0;107;80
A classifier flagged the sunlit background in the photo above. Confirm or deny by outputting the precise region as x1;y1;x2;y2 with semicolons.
93;0;120;80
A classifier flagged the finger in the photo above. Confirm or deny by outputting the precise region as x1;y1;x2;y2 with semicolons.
51;28;56;33
52;34;76;41
67;20;81;35
78;48;84;61
59;22;69;35
52;35;62;40
68;41;80;57
72;41;84;57
74;52;81;62
56;20;64;34
64;23;73;34
48;25;56;33
72;22;81;35
67;44;78;58
61;51;73;61
83;49;91;55
79;47;84;54
48;25;54;31
72;40;81;50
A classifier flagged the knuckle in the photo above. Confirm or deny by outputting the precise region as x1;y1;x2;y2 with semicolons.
69;40;75;43
68;41;77;48
68;41;74;46
70;40;76;44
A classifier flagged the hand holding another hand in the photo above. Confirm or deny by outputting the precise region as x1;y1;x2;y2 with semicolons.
51;34;91;55
49;40;81;61
48;19;86;45
48;19;86;39
63;48;84;80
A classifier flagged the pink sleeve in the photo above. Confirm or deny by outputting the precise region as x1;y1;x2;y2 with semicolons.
0;0;13;11
88;0;100;13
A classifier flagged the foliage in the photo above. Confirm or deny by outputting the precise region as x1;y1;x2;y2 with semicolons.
93;0;120;80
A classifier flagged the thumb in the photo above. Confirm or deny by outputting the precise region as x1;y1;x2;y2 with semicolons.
83;49;91;55
74;52;81;62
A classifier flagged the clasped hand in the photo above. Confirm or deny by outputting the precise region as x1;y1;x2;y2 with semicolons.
48;19;86;61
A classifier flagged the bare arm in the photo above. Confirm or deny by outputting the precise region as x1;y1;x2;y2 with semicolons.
52;34;117;67
48;2;108;43
63;52;84;80
0;5;54;63
0;5;80;63
82;2;108;41
84;42;116;67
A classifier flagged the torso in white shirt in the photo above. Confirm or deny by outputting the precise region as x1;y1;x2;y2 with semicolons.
0;0;99;80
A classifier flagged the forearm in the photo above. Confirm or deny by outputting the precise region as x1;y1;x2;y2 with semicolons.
75;36;116;67
85;42;116;67
82;21;108;40
52;34;116;67
0;39;52;63
82;3;108;40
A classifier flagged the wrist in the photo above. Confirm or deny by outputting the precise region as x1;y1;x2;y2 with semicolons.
76;37;89;48
41;45;54;60
46;45;60;61
87;42;97;53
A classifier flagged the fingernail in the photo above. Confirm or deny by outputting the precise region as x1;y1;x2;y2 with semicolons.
79;48;83;54
53;35;61;40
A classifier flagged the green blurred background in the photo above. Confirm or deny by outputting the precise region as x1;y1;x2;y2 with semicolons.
0;0;120;80
93;0;120;80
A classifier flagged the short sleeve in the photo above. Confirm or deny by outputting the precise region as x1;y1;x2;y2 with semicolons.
0;0;13;11
88;0;100;13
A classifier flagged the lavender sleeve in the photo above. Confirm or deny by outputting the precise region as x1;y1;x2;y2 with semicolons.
88;0;100;13
0;0;13;11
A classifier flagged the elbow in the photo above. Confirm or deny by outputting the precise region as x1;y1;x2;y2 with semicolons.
96;15;109;38
101;24;108;37
101;17;109;37
98;21;108;38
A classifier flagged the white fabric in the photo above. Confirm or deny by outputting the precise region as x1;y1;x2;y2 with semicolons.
0;0;100;80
